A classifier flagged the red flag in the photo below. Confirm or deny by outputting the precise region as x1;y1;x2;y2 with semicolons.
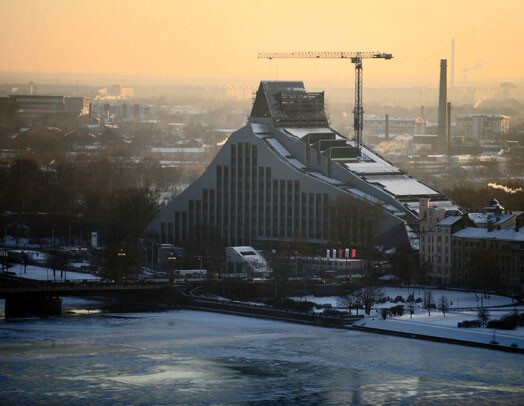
351;249;357;259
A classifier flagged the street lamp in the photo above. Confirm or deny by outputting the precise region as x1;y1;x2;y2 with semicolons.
168;253;176;283
117;248;126;280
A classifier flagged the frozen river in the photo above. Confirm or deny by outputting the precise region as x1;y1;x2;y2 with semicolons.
0;306;523;405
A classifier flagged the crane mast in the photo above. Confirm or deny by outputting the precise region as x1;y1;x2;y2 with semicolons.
258;51;393;152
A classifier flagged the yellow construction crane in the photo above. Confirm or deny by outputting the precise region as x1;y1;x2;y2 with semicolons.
258;51;393;152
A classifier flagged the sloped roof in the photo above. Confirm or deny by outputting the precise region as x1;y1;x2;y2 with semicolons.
437;216;462;226
453;226;524;242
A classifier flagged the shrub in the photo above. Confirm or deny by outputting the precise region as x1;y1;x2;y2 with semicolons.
458;320;482;328
380;308;389;320
486;312;520;330
390;305;404;317
323;309;345;317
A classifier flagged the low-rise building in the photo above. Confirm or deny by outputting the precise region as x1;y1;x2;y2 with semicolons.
451;220;524;292
420;197;524;291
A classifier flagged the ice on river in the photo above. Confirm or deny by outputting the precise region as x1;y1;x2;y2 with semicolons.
0;310;523;405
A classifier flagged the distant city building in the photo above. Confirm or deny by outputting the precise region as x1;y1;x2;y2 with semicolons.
0;97;15;121
1;95;88;121
90;102;144;121
65;96;89;116
150;81;458;252
456;114;510;140
97;85;134;99
11;95;66;120
419;198;464;285
364;116;426;137
499;82;517;99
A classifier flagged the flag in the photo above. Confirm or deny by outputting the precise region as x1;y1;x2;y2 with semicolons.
351;249;357;259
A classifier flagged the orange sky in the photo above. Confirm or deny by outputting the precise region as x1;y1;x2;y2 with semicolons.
1;0;523;86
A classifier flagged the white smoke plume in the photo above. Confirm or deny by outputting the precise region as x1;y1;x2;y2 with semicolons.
488;183;524;194
463;60;484;73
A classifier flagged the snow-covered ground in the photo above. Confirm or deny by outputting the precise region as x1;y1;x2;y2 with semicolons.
294;287;515;310
5;264;102;281
353;307;524;349
291;288;522;349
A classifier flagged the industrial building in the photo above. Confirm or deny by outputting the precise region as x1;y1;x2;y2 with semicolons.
0;95;88;121
149;81;459;253
455;114;510;140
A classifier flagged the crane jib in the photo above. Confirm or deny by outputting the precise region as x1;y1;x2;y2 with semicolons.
257;51;393;152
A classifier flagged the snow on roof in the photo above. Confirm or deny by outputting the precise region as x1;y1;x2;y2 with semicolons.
345;161;402;174
437;216;463;226
288;158;307;170
457;114;509;119
265;138;292;157
346;188;383;205
368;176;439;196
345;146;403;174
251;123;270;135
468;212;520;226
405;224;419;250
231;246;259;257
453;226;524;241
284;127;333;139
310;172;343;185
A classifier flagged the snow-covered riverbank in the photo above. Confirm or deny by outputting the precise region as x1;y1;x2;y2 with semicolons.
293;288;523;351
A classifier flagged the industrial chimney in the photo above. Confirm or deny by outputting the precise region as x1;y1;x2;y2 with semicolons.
447;102;452;154
451;39;455;88
438;59;448;154
385;114;389;140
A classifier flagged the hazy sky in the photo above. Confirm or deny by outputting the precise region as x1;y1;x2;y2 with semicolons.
1;0;523;86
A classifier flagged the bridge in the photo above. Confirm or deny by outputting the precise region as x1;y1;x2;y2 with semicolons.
0;275;190;318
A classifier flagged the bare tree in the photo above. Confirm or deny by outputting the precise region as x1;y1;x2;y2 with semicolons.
354;284;384;316
336;292;358;315
407;299;416;319
478;307;490;327
424;289;434;316
438;295;449;316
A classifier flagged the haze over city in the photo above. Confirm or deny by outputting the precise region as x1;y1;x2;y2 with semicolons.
1;0;524;87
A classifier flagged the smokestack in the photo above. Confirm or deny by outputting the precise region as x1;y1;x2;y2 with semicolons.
438;59;448;153
385;114;389;140
447;102;452;154
88;102;92;123
451;39;455;88
420;105;425;120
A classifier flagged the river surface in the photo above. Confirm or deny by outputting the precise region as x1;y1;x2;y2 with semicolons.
0;302;523;405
